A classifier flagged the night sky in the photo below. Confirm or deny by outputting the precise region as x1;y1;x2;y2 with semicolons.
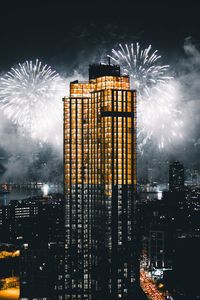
0;2;200;70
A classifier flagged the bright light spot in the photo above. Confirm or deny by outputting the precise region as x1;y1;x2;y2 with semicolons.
157;191;163;200
42;184;49;196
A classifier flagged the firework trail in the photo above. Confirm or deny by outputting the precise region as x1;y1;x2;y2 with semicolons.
0;59;66;145
108;43;183;150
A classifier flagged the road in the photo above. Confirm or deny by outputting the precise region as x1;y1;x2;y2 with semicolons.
140;270;165;300
0;288;19;300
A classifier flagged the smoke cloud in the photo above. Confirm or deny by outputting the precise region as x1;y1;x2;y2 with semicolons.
137;37;200;180
0;111;63;183
174;37;200;169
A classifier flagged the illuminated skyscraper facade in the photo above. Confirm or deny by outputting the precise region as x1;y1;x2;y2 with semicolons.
63;63;137;299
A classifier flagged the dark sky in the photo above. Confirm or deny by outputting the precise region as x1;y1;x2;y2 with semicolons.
0;1;200;71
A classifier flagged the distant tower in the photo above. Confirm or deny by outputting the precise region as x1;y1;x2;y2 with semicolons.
148;230;165;269
63;62;142;299
169;161;184;192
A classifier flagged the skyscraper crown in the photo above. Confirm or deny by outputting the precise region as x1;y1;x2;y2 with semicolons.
89;61;120;80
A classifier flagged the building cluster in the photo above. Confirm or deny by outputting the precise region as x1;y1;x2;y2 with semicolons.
139;161;200;299
0;195;64;246
0;194;64;299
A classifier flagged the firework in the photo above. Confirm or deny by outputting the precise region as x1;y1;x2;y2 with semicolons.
0;59;66;144
108;43;172;96
42;183;50;196
138;81;183;150
108;43;183;149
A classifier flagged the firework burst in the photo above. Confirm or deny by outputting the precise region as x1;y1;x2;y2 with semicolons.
138;81;183;150
108;43;172;96
0;59;66;144
108;43;183;150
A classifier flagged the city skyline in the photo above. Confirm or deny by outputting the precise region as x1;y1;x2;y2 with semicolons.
0;3;200;298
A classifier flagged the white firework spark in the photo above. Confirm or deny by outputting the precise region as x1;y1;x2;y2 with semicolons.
0;59;66;145
108;43;172;95
108;43;183;150
138;81;183;150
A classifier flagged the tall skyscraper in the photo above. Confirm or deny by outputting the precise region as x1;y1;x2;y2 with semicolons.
148;230;165;270
169;161;184;192
63;62;139;299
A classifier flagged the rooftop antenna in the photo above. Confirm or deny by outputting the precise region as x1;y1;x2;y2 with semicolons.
108;56;111;65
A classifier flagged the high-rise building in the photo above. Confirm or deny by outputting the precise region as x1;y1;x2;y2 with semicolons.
0;196;64;247
148;230;165;270
169;161;184;192
0;196;65;299
63;62;140;299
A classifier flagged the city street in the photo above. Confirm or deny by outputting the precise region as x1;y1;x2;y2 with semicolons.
0;287;19;299
141;270;165;300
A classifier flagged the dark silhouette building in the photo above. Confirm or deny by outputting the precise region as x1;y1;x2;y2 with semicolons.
0;196;64;246
148;230;165;269
63;63;145;299
169;161;184;192
88;61;120;80
0;195;65;299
